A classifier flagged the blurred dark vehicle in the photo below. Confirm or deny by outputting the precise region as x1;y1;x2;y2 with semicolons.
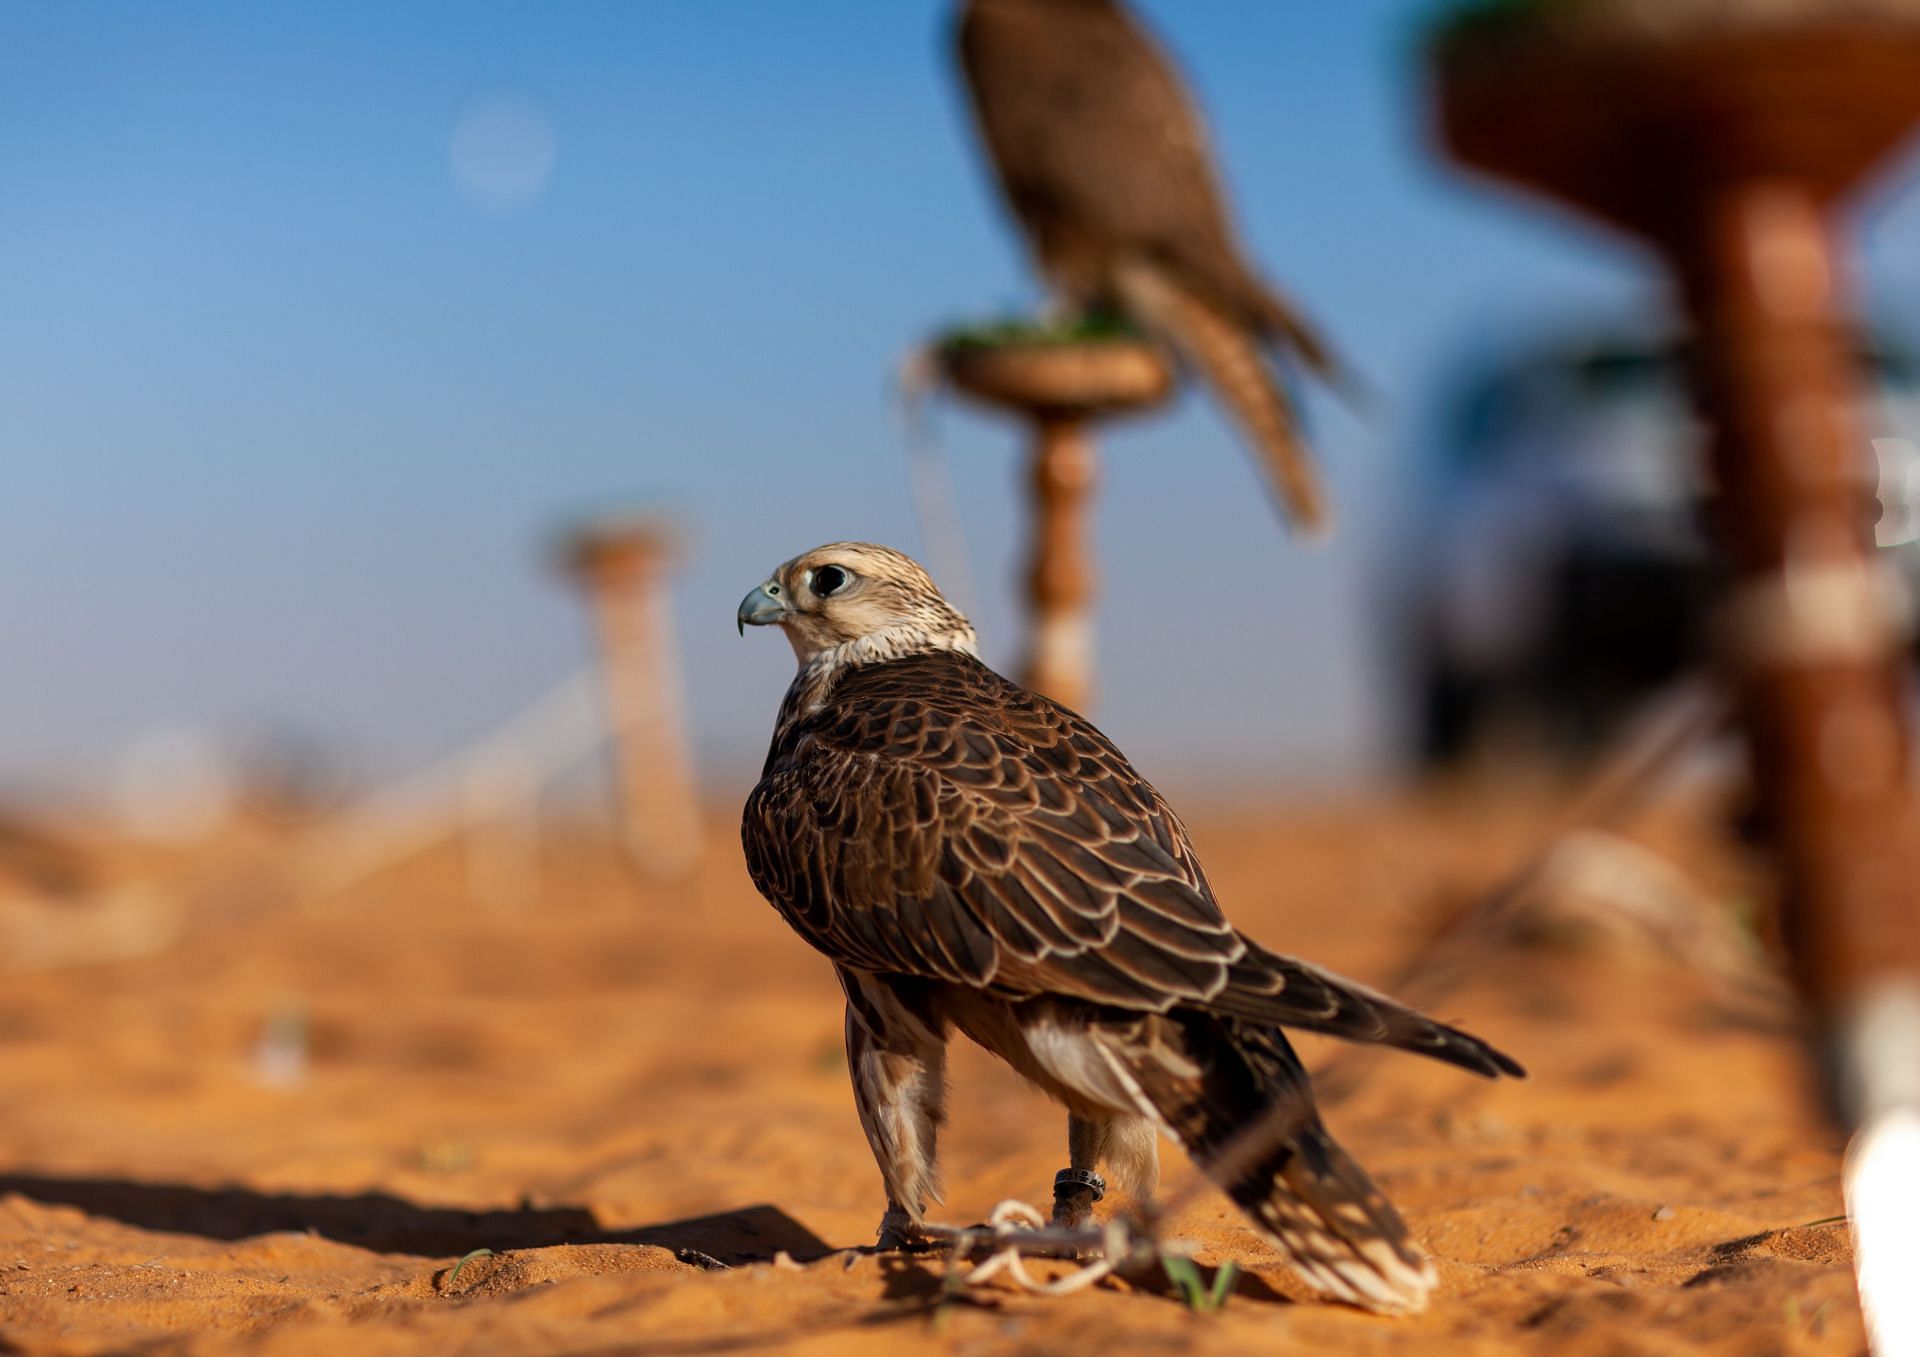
1399;326;1920;767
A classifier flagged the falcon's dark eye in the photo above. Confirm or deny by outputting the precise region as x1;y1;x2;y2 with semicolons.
811;565;850;597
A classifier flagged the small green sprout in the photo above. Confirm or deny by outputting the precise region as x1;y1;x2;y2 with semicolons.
445;1248;495;1290
1161;1255;1239;1313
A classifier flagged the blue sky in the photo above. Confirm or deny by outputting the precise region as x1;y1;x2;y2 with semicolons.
2;1;1916;798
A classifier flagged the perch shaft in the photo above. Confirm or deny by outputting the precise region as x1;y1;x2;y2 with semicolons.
575;549;702;877
1020;416;1098;712
1437;22;1920;1119
1676;181;1920;1022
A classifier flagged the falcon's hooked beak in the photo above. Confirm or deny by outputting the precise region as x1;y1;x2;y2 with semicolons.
737;580;791;635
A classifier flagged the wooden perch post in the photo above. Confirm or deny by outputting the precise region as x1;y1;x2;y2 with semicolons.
1435;20;1920;1341
1437;11;1920;1115
940;339;1172;712
559;512;701;879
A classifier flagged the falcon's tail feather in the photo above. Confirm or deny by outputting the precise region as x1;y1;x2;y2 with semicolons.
1247;282;1378;417
1213;941;1528;1082
1241;1121;1439;1312
1114;259;1329;537
1098;1012;1436;1314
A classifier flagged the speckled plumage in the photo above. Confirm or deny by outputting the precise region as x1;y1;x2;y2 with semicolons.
739;544;1523;1311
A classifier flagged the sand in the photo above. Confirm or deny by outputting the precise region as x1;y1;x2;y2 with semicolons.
0;791;1866;1355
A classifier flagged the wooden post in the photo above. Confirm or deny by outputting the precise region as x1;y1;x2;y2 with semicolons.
939;338;1172;711
1025;416;1099;710
1436;12;1920;1088
559;513;701;879
1676;182;1916;1024
1434;15;1920;1345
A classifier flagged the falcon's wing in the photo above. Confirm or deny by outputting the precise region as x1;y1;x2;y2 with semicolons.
744;654;1522;1079
745;653;1237;1008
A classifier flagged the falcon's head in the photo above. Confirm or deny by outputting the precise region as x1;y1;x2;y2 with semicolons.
738;542;979;671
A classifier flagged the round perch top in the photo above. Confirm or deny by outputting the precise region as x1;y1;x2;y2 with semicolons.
556;509;687;586
1429;0;1920;234
936;321;1173;420
1431;0;1920;55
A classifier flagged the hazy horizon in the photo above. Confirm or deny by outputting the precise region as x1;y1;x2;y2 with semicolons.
5;1;1917;809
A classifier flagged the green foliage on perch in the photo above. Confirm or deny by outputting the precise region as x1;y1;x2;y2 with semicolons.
937;310;1142;354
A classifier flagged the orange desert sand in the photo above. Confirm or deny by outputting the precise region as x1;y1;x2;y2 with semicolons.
0;790;1863;1354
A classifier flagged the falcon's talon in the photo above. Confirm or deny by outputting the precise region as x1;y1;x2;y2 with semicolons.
875;1207;934;1253
874;1235;943;1255
875;1233;933;1253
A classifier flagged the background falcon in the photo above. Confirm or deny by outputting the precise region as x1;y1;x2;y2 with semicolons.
954;0;1354;536
739;543;1522;1312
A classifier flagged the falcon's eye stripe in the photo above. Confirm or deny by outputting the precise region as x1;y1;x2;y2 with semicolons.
811;565;850;596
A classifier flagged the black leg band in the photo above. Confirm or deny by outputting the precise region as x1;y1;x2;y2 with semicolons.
1053;1167;1107;1203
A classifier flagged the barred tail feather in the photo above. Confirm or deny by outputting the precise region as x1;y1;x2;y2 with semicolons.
1250;281;1378;416
1238;1125;1436;1313
1215;941;1528;1081
1096;1012;1435;1314
1115;259;1329;537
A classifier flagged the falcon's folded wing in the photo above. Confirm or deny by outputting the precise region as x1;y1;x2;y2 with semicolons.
744;653;1522;1080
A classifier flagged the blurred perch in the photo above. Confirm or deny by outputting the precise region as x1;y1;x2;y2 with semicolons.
927;321;1172;712
1430;4;1920;1350
8;516;703;958
557;512;702;880
304;512;703;902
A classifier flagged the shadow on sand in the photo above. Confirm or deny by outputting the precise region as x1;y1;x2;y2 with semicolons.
0;1171;831;1265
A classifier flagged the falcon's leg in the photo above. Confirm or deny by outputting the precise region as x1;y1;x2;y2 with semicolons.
838;967;948;1250
1052;1113;1159;1228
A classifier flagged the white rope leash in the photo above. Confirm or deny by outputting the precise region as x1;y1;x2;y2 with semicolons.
920;1199;1187;1298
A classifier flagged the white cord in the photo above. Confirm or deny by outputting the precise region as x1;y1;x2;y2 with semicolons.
895;344;981;625
919;1198;1187;1298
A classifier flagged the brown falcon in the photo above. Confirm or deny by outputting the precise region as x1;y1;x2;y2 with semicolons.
954;0;1353;535
738;543;1522;1312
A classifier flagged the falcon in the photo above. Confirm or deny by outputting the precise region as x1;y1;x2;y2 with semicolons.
738;543;1522;1312
954;0;1353;535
